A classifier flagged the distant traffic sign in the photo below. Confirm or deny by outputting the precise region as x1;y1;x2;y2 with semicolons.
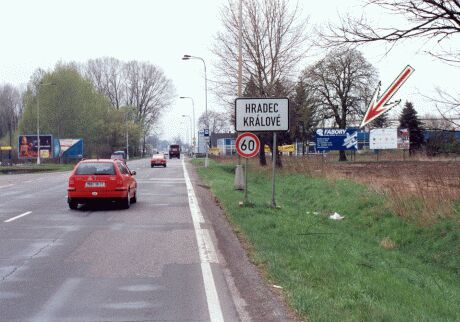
235;98;289;132
236;132;260;158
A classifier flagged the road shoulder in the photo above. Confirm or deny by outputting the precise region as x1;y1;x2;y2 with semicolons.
185;160;298;322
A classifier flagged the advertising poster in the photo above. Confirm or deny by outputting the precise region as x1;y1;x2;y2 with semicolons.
59;139;84;158
18;135;53;159
397;128;410;149
315;128;359;151
370;128;398;150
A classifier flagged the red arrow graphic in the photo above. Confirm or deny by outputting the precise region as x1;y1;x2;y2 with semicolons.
361;65;415;127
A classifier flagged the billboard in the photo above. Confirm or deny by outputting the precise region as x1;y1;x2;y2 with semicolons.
59;139;84;158
315;128;359;151
197;130;209;154
397;129;410;149
18;135;53;159
370;128;398;149
369;128;410;150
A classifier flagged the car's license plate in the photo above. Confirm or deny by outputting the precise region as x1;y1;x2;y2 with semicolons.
85;182;105;188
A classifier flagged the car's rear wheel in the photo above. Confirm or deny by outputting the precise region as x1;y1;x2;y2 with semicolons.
163;164;166;167
68;200;78;210
151;165;154;168
131;190;137;204
120;191;131;209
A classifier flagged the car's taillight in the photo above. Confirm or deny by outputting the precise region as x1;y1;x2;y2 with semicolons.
115;177;126;191
68;177;76;191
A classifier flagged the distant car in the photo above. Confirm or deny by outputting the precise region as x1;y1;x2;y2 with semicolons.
67;159;137;209
151;153;167;168
110;150;126;162
169;144;180;159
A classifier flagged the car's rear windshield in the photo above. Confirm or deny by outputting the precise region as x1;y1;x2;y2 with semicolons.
76;162;116;175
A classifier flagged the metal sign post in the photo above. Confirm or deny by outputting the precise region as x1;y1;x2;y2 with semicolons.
271;132;277;208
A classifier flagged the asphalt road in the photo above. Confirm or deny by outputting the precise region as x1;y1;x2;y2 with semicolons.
0;158;242;321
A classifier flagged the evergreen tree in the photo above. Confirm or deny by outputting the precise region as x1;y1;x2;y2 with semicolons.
371;112;389;128
291;80;317;154
399;101;425;153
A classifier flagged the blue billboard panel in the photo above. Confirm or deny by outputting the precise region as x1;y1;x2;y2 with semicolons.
315;128;359;151
60;139;84;158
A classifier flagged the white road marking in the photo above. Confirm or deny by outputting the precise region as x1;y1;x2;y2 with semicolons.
4;211;32;223
0;184;13;189
182;159;224;322
32;278;81;321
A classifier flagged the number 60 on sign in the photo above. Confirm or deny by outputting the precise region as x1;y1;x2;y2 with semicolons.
236;132;260;158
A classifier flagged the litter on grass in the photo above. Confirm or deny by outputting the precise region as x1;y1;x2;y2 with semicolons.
272;285;283;289
329;212;344;220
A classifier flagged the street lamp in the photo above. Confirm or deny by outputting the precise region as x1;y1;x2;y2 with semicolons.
182;115;192;151
180;96;195;155
37;82;56;165
182;54;209;167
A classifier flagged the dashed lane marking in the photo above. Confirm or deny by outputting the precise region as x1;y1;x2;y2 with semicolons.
4;211;32;223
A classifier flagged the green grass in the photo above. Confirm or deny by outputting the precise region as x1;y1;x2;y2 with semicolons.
194;159;460;321
0;163;75;174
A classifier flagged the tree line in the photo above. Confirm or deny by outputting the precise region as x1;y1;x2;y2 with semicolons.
0;58;174;159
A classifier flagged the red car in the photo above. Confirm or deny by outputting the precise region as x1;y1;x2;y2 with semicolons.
67;159;137;209
151;153;167;167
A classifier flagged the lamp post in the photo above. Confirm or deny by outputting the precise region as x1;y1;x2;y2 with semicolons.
125;109;130;161
36;82;56;165
180;96;196;155
182;114;192;154
182;54;209;167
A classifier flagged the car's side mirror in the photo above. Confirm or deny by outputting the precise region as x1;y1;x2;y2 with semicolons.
131;170;136;176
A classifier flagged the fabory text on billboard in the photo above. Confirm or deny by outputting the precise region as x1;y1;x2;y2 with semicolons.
315;128;359;151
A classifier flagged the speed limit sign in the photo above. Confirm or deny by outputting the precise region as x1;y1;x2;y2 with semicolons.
236;132;260;158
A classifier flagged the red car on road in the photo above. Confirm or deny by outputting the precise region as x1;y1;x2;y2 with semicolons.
67;159;137;209
151;153;167;167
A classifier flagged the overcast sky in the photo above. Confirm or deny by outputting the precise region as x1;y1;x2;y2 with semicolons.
0;0;458;142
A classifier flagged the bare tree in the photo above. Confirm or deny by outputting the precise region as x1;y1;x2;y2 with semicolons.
321;0;460;62
213;0;309;103
0;84;22;147
85;57;125;109
198;110;230;134
429;88;460;127
124;61;175;155
301;48;377;161
421;113;456;130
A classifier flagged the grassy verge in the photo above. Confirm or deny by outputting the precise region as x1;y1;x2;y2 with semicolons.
193;159;460;321
0;163;74;174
